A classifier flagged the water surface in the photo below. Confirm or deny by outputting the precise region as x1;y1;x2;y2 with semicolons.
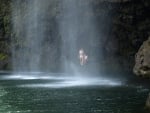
0;72;149;113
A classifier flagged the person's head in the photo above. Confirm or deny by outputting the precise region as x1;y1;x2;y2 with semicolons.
79;48;84;54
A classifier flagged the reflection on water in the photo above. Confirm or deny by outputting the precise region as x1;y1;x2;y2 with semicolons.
0;72;149;113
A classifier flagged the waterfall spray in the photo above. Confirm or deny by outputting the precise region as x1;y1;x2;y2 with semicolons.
59;0;100;74
11;0;60;72
10;0;122;88
12;0;101;74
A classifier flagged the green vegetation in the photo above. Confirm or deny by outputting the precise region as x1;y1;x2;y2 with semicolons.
0;53;8;60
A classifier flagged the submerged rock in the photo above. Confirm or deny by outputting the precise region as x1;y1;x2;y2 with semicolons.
133;37;150;77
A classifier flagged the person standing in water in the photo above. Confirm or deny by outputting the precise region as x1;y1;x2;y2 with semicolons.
79;48;88;66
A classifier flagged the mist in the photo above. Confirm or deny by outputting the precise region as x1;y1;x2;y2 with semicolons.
11;0;113;75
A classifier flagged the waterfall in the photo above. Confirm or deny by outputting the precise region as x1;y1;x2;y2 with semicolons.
10;0;122;88
11;0;60;72
59;0;100;74
11;0;101;74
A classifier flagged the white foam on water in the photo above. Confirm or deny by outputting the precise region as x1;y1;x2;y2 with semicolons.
0;73;122;88
18;78;121;88
0;73;68;80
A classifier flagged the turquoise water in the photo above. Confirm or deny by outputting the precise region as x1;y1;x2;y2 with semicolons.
0;73;149;113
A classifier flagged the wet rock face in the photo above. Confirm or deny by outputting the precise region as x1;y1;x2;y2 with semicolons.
133;38;150;77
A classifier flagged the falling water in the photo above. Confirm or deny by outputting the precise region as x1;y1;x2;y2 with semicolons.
11;0;60;72
11;0;100;74
59;0;100;74
10;0;122;88
12;0;41;71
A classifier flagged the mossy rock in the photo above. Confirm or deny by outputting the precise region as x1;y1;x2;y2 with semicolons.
0;53;8;61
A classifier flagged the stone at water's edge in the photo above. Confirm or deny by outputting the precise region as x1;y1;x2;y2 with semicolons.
133;37;150;77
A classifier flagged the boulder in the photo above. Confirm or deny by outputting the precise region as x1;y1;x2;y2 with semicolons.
133;37;150;77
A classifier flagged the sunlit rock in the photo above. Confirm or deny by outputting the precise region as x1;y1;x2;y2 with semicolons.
133;37;150;77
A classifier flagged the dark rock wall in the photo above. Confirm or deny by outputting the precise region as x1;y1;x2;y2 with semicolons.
114;0;150;73
0;0;11;70
93;0;150;74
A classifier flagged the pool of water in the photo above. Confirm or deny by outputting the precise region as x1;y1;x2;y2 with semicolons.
0;72;149;113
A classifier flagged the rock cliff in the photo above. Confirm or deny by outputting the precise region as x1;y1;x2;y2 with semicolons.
133;37;150;77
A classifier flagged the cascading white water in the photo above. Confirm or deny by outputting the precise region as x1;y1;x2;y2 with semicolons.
12;0;44;71
59;0;78;73
10;0;122;88
59;0;100;74
11;0;100;74
11;0;60;72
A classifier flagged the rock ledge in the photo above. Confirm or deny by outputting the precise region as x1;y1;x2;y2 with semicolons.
133;37;150;77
